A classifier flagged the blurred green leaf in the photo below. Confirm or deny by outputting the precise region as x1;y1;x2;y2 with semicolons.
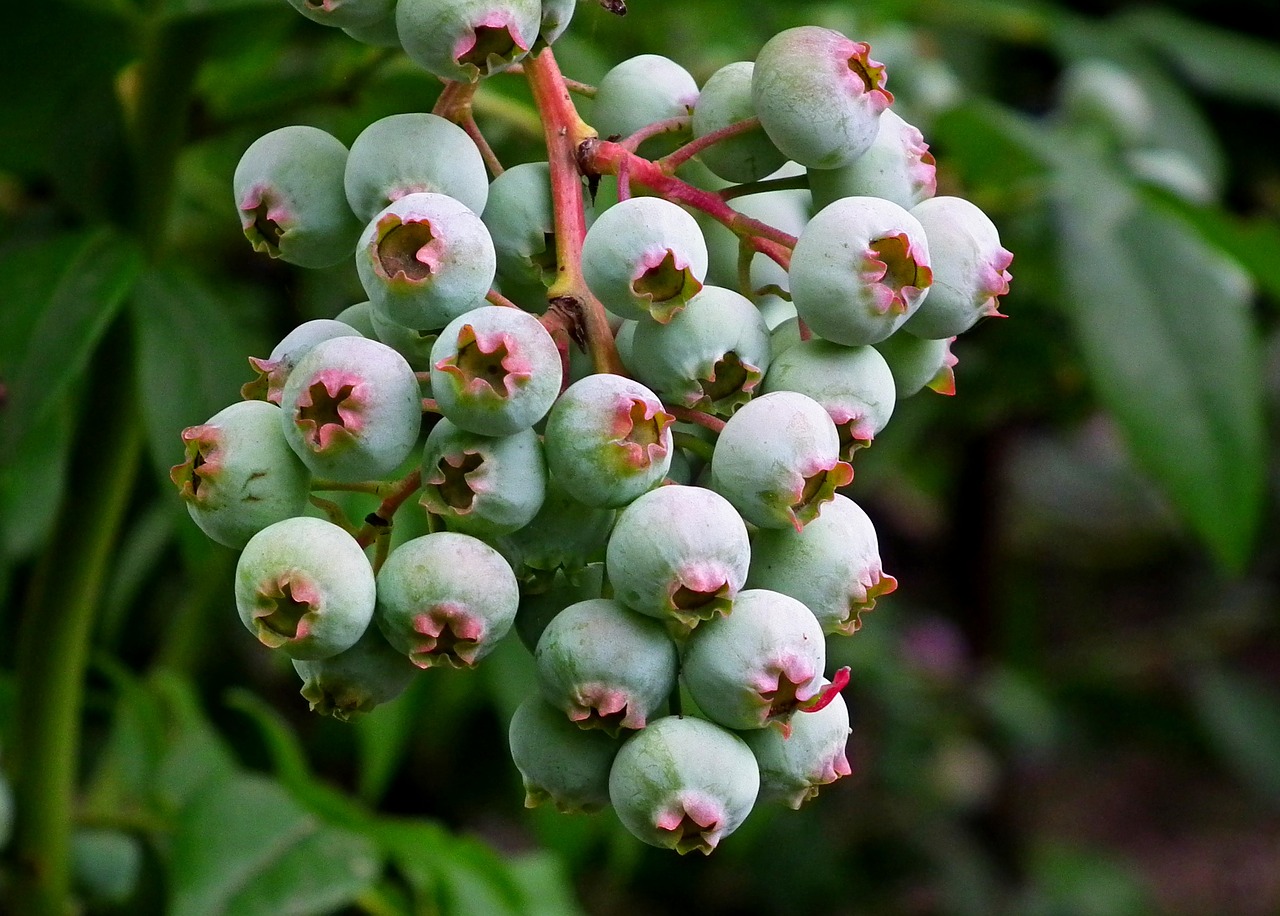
1054;142;1265;571
130;266;258;485
163;0;280;18
1119;8;1280;110
1023;842;1154;916
0;229;142;464
1187;666;1280;807
168;772;380;916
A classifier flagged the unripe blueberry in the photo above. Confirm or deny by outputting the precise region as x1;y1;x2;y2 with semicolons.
752;27;893;169
286;0;395;29
482;161;557;295
591;54;698;157
691;62;786;184
234;517;375;660
171;400;311;549
376;531;519;668
536;0;575;47
741;684;852;809
681;588;826;732
509;695;622;813
356;192;497;331
292;624;419;721
609;715;759;855
279;335;422;482
699;165;809;301
397;0;540;83
581;197;709;324
629;285;771;417
344;113;489;222
808;109;937;212
342;12;401;48
535;598;678;733
419;420;546;537
901;196;1013;339
543;374;674;508
233;126;361;269
747;494;896;636
710;391;853;531
789;195;933;346
874;331;958;397
334;300;377;337
429;306;562;436
605;485;750;631
761;338;896;459
241;318;363;404
498;478;616;575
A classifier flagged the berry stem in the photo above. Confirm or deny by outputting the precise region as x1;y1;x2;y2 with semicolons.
486;288;522;309
355;469;423;548
463;113;504;177
524;49;625;376
620;115;691;152
580;138;799;253
656;116;762;172
672;430;715;462
666;405;726;434
422;397;442;414
311;479;385;495
309;494;356;532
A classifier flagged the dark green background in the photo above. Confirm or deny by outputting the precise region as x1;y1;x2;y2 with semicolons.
1;1;1278;913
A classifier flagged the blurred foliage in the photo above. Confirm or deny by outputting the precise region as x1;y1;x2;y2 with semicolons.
2;0;1279;914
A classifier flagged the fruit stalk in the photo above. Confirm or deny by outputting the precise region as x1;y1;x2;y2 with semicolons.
523;49;625;375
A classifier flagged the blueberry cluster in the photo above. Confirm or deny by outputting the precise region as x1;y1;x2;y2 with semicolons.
172;2;1011;855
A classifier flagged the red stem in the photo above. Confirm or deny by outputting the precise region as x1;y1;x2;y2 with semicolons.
355;469;423;548
656;116;761;172
620;115;690;152
666;404;726;434
524;49;625;376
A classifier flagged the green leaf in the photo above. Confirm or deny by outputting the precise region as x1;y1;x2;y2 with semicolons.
0;229;142;464
162;0;280;18
1119;9;1280;110
169;773;380;916
1187;666;1280;807
129;266;259;486
1053;142;1265;571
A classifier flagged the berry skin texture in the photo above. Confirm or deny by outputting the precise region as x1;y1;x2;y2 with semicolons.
429;306;562;436
741;684;852;809
591;54;699;158
233;125;360;269
747;494;897;636
609;715;760;855
356;191;497;331
628;284;772;417
901;196;1013;339
292;624;419;721
279;335;422;482
543;374;675;509
808;108;937;212
605;484;750;632
752;26;893;170
344;113;489;222
497;477;617;576
691;62;786;184
234;517;376;660
581;197;709;324
789;195;934;346
396;0;541;83
874;331;958;397
534;598;678;734
508;695;622;813
375;532;519;668
419;420;547;537
709;390;853;531
761;338;897;460
680;588;826;732
286;0;395;29
171;400;311;549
